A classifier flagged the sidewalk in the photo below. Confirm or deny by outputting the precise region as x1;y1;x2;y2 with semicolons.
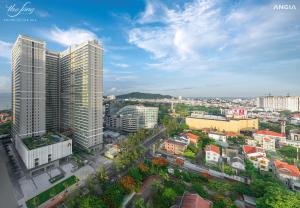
0;145;18;208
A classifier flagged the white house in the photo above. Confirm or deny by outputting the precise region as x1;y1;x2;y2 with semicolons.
243;145;269;171
208;132;227;142
205;144;220;163
262;137;276;151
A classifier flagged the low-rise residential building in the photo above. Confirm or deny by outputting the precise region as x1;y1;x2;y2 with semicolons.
254;130;286;147
273;160;300;181
222;148;239;158
0;113;11;124
179;192;213;208
273;160;300;191
243;145;269;171
282;140;300;148
165;139;188;155
243;145;265;157
288;114;300;125
251;155;270;171
182;132;200;145
262;137;276;151
205;144;220;163
104;144;120;159
208;132;227;142
230;156;245;171
289;129;300;141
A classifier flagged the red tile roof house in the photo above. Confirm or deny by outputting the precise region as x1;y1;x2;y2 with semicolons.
226;132;238;137
273;160;300;190
243;145;269;171
179;192;213;208
181;132;200;145
205;144;220;164
253;130;286;148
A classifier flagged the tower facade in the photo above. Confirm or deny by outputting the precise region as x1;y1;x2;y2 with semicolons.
46;50;60;132
12;35;46;141
60;40;103;150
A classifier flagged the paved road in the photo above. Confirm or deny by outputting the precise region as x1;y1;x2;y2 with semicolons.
0;144;19;208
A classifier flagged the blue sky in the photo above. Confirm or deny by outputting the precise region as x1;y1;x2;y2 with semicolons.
0;0;299;98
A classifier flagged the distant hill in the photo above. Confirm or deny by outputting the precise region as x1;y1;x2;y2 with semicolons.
116;92;173;99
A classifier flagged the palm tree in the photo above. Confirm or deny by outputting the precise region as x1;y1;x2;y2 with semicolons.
97;166;108;184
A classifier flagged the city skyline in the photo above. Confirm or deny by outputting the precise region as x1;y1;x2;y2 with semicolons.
0;0;300;98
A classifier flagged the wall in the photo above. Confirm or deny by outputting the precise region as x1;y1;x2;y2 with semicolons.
16;139;72;169
186;117;258;133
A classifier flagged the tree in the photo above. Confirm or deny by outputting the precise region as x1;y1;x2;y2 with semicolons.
49;188;57;199
227;136;246;145
213;198;236;208
152;157;168;167
86;175;95;193
120;175;137;192
192;183;208;198
134;197;147;208
162;188;177;205
198;135;215;149
278;146;297;159
103;183;126;208
31;197;39;208
223;164;235;176
79;195;107;208
256;185;300;208
97;166;109;184
129;168;143;182
64;189;81;208
183;149;196;159
138;162;149;173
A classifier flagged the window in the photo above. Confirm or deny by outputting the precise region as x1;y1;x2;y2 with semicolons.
48;154;52;162
34;158;39;167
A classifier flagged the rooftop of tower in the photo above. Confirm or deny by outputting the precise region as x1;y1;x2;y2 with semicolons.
22;133;70;150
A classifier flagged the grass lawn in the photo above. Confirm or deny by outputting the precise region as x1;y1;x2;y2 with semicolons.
26;175;79;208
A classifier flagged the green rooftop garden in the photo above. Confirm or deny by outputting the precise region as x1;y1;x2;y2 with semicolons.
22;132;70;150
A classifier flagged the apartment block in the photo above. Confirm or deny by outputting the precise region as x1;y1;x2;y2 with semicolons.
105;105;158;132
257;96;300;112
12;35;103;172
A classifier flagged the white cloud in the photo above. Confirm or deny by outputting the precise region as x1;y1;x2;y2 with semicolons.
43;26;98;46
104;69;137;81
109;87;117;92
0;76;11;93
111;63;130;68
128;0;300;72
137;0;168;24
0;40;13;59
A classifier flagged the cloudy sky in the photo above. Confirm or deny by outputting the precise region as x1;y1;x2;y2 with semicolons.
0;0;299;98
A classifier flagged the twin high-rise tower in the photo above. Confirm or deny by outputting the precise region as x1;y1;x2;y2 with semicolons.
12;35;103;163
